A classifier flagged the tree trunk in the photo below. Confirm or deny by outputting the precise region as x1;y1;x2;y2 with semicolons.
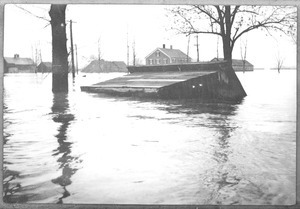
49;5;68;93
223;6;232;66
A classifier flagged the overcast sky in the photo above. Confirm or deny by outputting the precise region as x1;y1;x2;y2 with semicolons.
4;4;296;69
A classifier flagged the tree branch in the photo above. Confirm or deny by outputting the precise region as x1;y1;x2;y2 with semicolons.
15;5;50;22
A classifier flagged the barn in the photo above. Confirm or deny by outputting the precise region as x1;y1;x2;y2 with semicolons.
81;59;128;73
4;54;36;73
37;62;52;73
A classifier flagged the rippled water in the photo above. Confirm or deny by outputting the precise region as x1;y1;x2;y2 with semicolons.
3;70;296;205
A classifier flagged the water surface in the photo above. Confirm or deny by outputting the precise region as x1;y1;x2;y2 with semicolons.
3;70;296;205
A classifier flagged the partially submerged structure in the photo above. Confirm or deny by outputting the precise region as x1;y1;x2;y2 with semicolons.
82;59;128;73
211;58;254;72
81;61;247;102
37;62;52;73
4;54;36;73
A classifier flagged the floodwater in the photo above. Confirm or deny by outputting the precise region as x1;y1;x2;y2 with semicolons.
3;70;296;205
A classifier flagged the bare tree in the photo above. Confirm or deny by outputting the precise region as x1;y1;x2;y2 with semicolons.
240;37;248;73
275;51;284;73
97;37;103;71
169;5;296;65
15;5;69;92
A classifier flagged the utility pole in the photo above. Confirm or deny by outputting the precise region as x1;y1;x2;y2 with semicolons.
187;35;190;63
70;20;75;79
132;39;136;66
195;35;199;62
75;44;78;74
127;26;129;66
98;37;102;71
217;36;219;59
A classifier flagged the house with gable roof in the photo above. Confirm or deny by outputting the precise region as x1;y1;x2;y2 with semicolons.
4;54;36;73
145;44;191;65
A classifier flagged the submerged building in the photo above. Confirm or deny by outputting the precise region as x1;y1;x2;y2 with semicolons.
37;62;52;73
211;58;254;71
82;59;128;73
81;61;247;102
4;54;36;73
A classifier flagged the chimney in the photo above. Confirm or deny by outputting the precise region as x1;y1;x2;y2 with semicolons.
163;44;165;49
170;45;173;49
14;54;19;59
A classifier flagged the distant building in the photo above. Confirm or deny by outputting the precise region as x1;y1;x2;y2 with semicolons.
81;59;128;73
37;62;52;73
145;44;191;65
4;54;36;73
211;58;254;71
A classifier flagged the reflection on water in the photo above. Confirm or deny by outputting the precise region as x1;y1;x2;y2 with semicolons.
3;71;296;205
50;93;78;204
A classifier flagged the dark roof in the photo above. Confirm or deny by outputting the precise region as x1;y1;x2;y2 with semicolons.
38;62;52;68
211;58;253;66
82;60;128;73
127;61;227;73
5;57;34;65
158;48;189;59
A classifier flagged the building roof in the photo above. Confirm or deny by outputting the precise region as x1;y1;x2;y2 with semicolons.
82;60;128;73
211;58;253;67
158;48;189;59
4;57;34;65
146;47;191;60
90;71;216;89
38;62;52;68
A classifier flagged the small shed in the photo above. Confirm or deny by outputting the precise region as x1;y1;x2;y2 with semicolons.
37;62;52;73
211;58;254;71
81;59;128;73
4;54;36;73
81;61;247;102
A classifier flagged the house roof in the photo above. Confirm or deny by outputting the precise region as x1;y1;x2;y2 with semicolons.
146;47;191;60
158;48;190;59
82;60;128;73
5;57;34;65
211;58;253;66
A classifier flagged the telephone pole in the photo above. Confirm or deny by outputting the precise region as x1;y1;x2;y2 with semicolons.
70;20;75;78
98;37;102;71
127;26;129;66
187;35;190;63
195;35;199;62
75;44;78;74
217;36;219;59
132;39;136;66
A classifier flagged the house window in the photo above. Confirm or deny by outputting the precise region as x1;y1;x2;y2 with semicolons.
163;58;167;64
172;58;176;63
156;59;160;64
156;51;160;57
149;59;153;65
